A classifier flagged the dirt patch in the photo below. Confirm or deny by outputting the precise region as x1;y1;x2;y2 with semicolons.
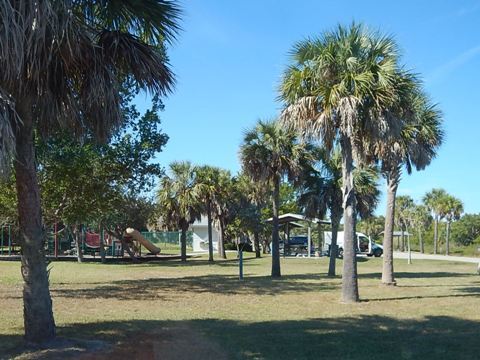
11;337;109;360
79;324;228;360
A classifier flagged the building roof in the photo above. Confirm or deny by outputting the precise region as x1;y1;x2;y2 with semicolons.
380;231;412;236
266;213;330;225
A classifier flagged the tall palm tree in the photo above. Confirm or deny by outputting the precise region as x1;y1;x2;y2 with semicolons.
0;1;180;343
298;147;380;277
196;165;222;262
410;204;432;253
240;120;308;277
235;173;267;258
380;93;443;285
440;195;463;255
394;196;415;251
423;188;448;255
280;23;410;302
212;169;234;259
157;162;202;262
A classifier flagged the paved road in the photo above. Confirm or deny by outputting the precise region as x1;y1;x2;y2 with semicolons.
394;251;480;264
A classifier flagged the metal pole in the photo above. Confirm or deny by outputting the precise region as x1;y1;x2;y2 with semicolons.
308;226;311;258
1;226;3;255
8;225;11;256
239;247;243;280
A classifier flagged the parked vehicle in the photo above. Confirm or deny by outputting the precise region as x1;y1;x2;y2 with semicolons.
279;235;315;256
323;231;383;258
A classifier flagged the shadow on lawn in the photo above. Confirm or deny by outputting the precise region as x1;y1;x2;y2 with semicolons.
49;273;339;301
3;315;480;359
359;271;476;280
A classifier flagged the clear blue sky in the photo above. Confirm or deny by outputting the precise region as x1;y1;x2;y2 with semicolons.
135;0;480;215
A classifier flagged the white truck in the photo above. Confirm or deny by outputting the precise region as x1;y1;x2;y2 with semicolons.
323;231;383;258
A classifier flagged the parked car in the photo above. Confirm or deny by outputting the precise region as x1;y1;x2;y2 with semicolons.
324;231;383;258
281;235;315;256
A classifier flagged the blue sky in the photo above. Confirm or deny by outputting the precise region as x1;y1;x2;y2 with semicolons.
136;0;480;215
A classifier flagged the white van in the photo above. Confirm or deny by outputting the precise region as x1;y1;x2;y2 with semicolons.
323;231;383;258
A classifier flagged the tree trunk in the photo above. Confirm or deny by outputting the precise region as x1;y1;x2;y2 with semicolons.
406;225;411;264
340;136;359;302
400;227;405;252
74;225;83;263
253;231;261;258
218;218;226;259
14;102;56;343
433;216;438;255
207;201;214;262
382;170;399;286
271;176;281;278
180;221;188;262
446;221;450;256
328;208;341;277
99;225;106;264
419;230;424;254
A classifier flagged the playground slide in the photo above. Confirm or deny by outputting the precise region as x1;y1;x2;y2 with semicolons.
125;228;160;255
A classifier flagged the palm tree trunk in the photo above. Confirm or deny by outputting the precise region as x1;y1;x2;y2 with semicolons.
74;225;83;263
99;225;106;264
271;175;281;278
419;230;424;253
406;225;411;264
340;136;359;302
218;218;227;259
253;231;261;258
14;102;56;343
382;169;399;286
180;221;188;262
328;208;341;277
207;201;214;262
446;221;450;256
400;228;405;252
433;216;438;254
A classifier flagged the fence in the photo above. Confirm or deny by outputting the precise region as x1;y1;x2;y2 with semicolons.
141;231;194;254
44;228;194;257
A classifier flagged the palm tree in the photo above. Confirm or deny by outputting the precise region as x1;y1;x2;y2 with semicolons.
240;120;308;277
196;165;222;262
298;147;380;277
410;204;432;253
423;188;448;254
394;196;415;251
157;162;202;262
280;23;410;302
0;1;180;343
380;93;443;285
235;173;268;258
212;169;234;259
440;195;463;255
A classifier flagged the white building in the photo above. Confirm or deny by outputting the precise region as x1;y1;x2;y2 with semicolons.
190;215;220;252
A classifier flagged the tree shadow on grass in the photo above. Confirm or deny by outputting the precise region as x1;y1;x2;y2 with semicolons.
48;273;339;301
359;271;476;280
3;315;480;359
110;256;262;268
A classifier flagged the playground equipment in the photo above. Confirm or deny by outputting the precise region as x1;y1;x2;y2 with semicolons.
1;223;192;261
125;228;160;254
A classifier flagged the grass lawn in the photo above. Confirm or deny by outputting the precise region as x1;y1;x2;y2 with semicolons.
1;255;479;359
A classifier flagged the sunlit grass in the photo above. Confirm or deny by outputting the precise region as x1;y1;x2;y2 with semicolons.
1;255;479;359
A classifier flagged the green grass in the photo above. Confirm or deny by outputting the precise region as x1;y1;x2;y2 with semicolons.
1;255;479;359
